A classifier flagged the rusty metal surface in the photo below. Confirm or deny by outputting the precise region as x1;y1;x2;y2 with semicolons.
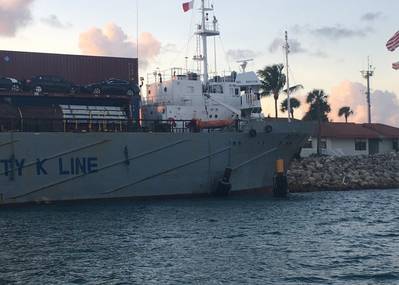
0;50;138;85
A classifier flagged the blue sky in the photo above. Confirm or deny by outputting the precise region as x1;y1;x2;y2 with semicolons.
1;0;398;124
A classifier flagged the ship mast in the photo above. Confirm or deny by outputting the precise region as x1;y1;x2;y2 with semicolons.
284;31;291;123
196;0;220;86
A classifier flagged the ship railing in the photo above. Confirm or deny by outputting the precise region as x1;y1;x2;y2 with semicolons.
146;68;202;85
146;68;237;85
0;118;241;133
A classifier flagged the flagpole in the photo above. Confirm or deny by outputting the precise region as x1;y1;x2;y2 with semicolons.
136;0;139;60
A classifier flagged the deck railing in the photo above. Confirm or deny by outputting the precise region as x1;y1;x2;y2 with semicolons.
0;118;240;134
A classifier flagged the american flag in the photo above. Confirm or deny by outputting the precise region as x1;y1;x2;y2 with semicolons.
393;62;399;70
387;31;399;52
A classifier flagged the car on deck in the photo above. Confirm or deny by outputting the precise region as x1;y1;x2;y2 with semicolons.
0;77;22;92
25;75;77;95
84;79;140;96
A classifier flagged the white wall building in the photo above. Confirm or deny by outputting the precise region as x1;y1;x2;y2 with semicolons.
301;123;399;157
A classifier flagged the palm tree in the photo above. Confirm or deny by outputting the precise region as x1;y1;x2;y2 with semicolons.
257;64;286;118
303;89;331;156
258;64;303;118
281;97;301;119
303;89;331;122
338;106;354;123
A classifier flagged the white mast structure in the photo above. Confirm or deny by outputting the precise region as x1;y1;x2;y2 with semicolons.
284;31;291;123
196;0;220;86
361;57;375;124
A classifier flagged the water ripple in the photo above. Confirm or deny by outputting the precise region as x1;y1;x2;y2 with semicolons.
1;189;399;284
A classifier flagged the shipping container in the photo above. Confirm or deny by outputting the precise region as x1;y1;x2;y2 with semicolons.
0;50;138;85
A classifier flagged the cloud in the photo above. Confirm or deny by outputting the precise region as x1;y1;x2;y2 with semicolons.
361;12;383;22
161;43;179;54
268;38;327;58
226;49;261;61
269;38;307;54
41;14;72;29
310;25;373;40
293;24;373;41
79;23;161;69
0;0;34;37
329;81;399;126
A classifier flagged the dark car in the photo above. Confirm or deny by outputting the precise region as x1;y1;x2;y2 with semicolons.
0;77;22;92
85;79;140;96
26;75;77;95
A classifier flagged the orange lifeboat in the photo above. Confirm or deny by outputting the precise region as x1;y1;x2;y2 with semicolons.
194;119;235;129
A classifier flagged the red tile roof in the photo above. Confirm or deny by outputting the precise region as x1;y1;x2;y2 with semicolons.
362;124;399;139
316;122;399;139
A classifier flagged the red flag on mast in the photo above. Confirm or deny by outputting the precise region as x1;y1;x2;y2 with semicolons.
386;31;399;52
182;0;194;12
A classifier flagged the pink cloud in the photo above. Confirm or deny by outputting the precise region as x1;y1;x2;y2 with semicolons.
79;23;161;69
329;80;399;126
0;0;34;36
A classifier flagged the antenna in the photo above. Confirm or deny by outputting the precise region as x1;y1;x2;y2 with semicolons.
361;57;375;124
236;59;254;73
284;31;291;123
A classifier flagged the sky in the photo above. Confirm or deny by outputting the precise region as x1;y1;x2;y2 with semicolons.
0;0;398;125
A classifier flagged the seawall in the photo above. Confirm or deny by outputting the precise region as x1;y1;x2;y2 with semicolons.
288;153;399;193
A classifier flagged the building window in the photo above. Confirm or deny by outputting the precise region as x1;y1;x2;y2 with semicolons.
320;139;327;149
393;139;399;152
355;139;367;151
303;138;313;149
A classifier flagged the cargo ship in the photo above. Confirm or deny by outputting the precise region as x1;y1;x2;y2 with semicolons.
0;0;313;205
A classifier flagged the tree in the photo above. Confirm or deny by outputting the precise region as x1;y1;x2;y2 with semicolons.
258;64;303;119
281;97;301;119
303;89;331;122
303;89;331;156
338;106;354;123
257;64;286;118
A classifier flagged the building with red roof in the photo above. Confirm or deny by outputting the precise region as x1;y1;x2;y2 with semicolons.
301;122;399;157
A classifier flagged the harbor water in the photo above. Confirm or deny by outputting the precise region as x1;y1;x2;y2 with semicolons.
1;189;399;284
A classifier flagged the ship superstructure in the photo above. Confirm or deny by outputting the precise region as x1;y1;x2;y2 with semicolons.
142;0;262;128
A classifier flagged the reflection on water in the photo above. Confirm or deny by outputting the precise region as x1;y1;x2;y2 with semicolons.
1;189;399;284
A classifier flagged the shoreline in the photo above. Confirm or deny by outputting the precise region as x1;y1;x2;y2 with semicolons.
288;153;399;193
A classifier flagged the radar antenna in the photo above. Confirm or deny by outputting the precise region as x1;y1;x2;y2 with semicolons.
361;57;375;124
236;59;254;73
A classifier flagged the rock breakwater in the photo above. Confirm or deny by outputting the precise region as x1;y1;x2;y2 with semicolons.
288;153;399;192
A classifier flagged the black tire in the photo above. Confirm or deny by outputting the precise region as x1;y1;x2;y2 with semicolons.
126;89;134;96
93;87;101;96
11;84;20;92
249;129;257;138
34;85;43;95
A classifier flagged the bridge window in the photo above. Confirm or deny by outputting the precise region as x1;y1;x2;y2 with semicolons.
210;85;223;94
